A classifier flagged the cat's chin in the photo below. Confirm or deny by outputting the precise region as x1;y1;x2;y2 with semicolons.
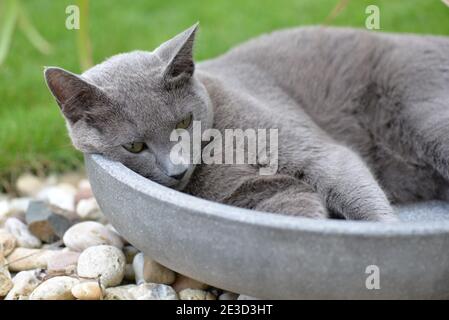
172;165;196;191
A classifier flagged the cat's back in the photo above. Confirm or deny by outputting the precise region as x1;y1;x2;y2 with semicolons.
199;26;449;88
198;26;378;75
198;26;449;119
200;26;449;70
194;27;449;205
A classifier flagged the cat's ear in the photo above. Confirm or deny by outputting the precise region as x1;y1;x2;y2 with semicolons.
44;67;103;123
156;23;198;86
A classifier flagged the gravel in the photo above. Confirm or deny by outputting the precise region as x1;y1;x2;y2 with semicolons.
0;173;240;300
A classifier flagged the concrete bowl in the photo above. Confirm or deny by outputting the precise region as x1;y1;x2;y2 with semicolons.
85;154;449;299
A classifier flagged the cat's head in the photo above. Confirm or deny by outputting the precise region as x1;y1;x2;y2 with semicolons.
44;24;213;189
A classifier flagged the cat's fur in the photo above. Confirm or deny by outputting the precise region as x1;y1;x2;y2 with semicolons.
44;25;449;221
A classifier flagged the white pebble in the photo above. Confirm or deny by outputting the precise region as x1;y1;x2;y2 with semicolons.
58;173;84;188
0;229;17;256
135;283;178;300
179;288;216;300
71;281;103;300
37;184;77;212
0;199;9;220
5;218;41;248
0;257;13;297
77;179;91;191
16;174;44;197
5;269;46;300
29;276;79;300
63;221;123;251
104;283;177;300
46;250;80;274
103;284;135;300
8;198;32;214
76;198;103;220
238;294;260;300
44;174;58;186
6;248;55;272
77;245;125;288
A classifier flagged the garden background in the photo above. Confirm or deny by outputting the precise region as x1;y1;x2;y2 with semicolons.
1;0;448;190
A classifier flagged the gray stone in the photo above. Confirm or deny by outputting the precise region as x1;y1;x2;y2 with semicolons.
85;154;449;299
26;201;73;243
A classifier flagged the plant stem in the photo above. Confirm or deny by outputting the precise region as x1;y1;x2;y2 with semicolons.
77;0;93;71
0;0;18;66
17;0;53;55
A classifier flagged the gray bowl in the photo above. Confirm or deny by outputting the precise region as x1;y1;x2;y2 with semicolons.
85;154;449;299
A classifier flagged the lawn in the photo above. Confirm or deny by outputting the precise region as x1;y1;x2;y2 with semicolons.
1;0;448;188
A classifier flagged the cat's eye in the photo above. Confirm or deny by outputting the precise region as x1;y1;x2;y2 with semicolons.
175;114;193;130
122;142;146;153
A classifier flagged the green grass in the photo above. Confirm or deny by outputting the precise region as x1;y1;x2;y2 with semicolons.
1;0;449;187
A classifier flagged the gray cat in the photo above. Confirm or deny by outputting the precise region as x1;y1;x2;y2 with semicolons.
44;24;449;222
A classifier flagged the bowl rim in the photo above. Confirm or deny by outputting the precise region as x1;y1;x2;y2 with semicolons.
87;154;449;237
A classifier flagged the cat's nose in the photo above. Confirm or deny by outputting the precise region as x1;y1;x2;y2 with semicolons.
169;169;187;180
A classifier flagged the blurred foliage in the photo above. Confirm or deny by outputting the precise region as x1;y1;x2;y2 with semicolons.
0;0;52;66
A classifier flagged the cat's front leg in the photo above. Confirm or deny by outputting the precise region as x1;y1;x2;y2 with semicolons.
222;174;329;219
303;144;397;222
